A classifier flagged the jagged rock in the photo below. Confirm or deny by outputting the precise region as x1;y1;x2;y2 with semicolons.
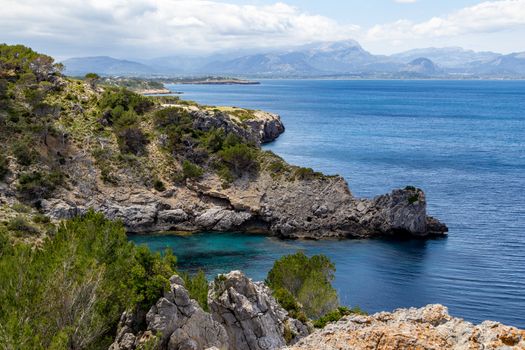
208;271;309;350
284;304;525;350
110;275;228;350
195;208;252;231
243;111;285;143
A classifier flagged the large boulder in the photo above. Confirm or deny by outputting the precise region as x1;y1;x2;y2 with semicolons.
285;304;525;350
208;271;309;350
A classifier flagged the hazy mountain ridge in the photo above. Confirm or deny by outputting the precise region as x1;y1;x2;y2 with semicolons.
62;41;525;78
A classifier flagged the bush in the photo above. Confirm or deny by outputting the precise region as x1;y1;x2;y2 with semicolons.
153;178;166;192
0;211;177;349
32;213;51;224
17;170;63;200
293;167;323;181
182;160;204;180
6;215;38;235
218;144;258;176
0;154;8;180
98;88;153;116
313;306;367;328
181;270;209;311
266;252;339;319
117;127;148;156
12;139;37;166
153;107;192;129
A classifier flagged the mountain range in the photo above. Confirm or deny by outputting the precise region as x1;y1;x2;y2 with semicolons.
62;40;525;78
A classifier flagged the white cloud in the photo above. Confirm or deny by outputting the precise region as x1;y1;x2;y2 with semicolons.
367;0;525;41
395;0;418;3
0;0;359;57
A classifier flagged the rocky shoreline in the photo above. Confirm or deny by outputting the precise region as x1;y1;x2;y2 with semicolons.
23;104;448;239
110;271;525;350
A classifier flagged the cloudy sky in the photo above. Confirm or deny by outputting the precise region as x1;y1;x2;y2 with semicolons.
1;0;524;59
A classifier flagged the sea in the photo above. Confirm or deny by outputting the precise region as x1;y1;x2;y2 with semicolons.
130;80;525;328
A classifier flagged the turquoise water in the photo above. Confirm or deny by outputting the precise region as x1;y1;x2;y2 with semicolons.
131;80;525;327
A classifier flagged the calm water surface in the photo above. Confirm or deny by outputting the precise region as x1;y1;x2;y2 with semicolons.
131;80;525;327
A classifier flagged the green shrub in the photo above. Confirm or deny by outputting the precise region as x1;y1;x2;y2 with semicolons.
17;170;63;199
153;107;192;129
0;154;8;180
181;270;209;311
98;88;153;116
12;139;37;166
0;211;176;349
182;160;204;180
153;178;166;192
218;144;258;176
6;215;38;235
313;306;367;328
408;193;420;204
117;127;148;156
32;213;51;224
293;167;323;181
266;252;339;319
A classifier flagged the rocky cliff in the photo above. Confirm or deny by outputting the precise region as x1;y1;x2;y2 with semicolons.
110;274;525;350
36;103;445;239
0;65;447;239
285;304;525;350
110;271;309;350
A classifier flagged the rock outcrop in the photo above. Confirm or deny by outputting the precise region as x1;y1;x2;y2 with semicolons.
110;275;228;350
110;271;309;350
209;271;309;350
285;304;525;350
23;102;445;239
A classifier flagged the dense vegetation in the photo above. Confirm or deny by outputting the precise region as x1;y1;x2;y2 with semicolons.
266;251;339;319
0;45;349;349
266;252;366;326
0;211;177;349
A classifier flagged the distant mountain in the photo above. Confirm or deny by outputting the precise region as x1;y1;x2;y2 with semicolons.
62;56;154;76
205;41;401;76
477;52;525;76
62;42;525;78
391;47;500;69
402;58;441;76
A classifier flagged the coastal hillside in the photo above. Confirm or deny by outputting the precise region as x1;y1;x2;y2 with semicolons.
0;44;446;240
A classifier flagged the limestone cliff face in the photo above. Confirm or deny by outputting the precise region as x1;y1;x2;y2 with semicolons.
32;104;446;238
285;304;525;350
110;276;524;350
109;271;309;350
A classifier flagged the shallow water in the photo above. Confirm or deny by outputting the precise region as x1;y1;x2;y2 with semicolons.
131;80;525;327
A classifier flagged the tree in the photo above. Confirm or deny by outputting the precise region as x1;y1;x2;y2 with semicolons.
218;144;258;176
85;72;100;89
266;252;339;319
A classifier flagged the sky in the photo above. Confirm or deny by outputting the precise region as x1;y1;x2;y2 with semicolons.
1;0;524;59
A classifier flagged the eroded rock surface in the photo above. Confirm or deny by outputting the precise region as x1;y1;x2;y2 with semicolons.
285;304;525;350
32;105;446;238
208;271;309;350
110;272;309;350
110;275;228;350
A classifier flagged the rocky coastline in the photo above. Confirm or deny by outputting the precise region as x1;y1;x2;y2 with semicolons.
23;104;448;239
110;271;525;350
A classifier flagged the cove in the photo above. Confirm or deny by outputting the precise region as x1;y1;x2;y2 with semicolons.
132;80;525;328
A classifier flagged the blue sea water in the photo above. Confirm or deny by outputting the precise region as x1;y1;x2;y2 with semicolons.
130;80;525;327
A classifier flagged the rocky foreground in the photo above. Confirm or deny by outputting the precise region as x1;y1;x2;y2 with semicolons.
286;304;525;350
17;103;447;239
110;271;525;350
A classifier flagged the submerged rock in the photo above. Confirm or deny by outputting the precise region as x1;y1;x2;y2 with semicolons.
284;304;525;350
